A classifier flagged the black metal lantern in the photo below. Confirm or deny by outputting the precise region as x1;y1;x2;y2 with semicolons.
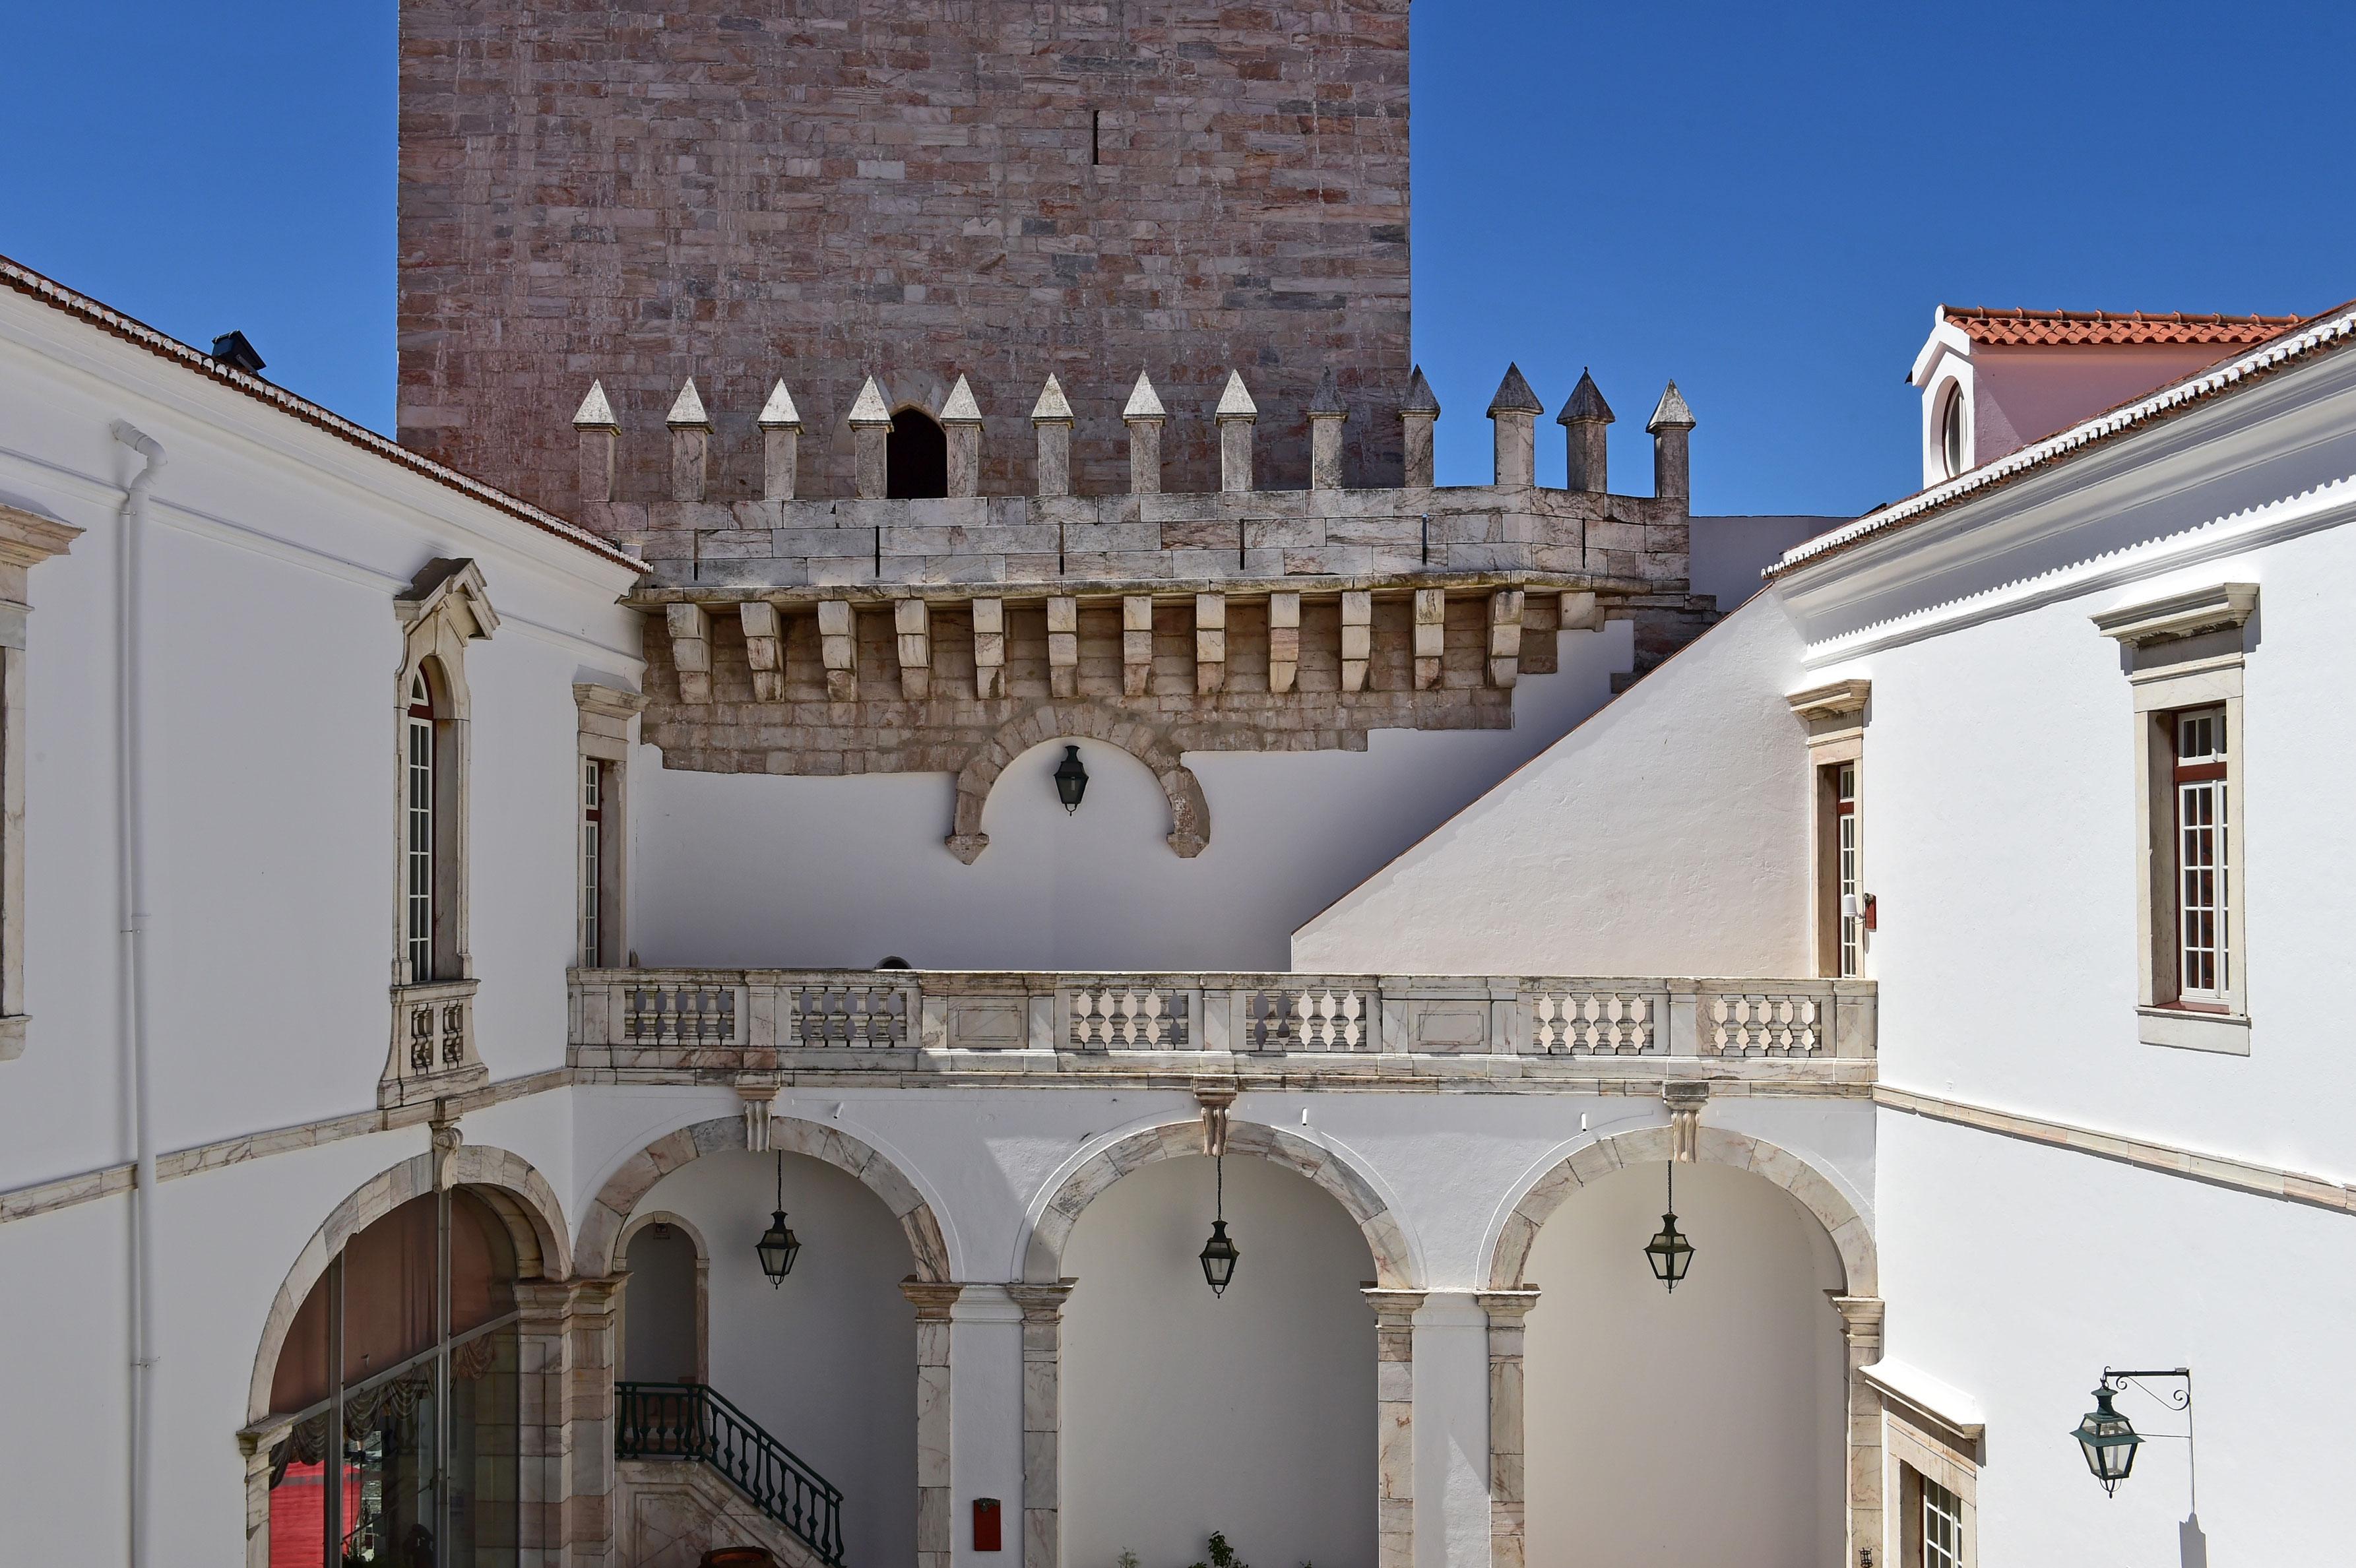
2070;1383;2144;1495
1053;745;1089;813
1643;1160;1695;1291
754;1148;801;1286
1198;1154;1239;1296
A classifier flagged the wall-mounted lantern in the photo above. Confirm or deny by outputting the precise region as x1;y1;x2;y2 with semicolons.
2071;1367;2192;1498
1643;1160;1695;1291
1198;1153;1239;1296
1054;744;1089;813
755;1148;802;1286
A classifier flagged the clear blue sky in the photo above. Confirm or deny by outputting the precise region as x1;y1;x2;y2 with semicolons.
5;2;2352;516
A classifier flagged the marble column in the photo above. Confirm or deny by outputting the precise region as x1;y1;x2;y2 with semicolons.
513;1278;576;1567
1477;1290;1541;1568
559;1278;624;1568
1007;1281;1077;1568
904;1280;967;1568
1364;1288;1426;1568
1833;1296;1887;1567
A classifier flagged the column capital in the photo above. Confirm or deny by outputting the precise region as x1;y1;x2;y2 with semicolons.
1475;1288;1541;1322
901;1278;967;1318
1830;1293;1886;1343
1007;1279;1077;1319
1362;1287;1428;1323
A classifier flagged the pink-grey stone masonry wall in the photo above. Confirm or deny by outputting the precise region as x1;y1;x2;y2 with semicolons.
396;0;1414;518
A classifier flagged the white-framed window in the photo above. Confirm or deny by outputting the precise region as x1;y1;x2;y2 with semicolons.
580;758;604;968
1836;761;1862;978
2093;582;2255;1055
406;670;437;982
1939;383;1968;480
1915;1468;1965;1568
2172;707;2229;1005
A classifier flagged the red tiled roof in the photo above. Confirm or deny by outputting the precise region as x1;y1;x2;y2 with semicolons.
0;253;645;573
1942;305;2303;348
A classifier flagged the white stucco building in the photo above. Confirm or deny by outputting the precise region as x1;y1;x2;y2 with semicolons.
1;27;2349;1568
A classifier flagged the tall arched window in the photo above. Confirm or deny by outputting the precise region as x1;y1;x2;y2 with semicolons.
886;408;948;499
406;670;436;981
265;1188;521;1566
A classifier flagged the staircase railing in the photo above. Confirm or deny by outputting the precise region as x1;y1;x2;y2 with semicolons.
616;1381;846;1565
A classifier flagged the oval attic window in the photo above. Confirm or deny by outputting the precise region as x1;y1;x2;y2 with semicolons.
1940;384;1968;478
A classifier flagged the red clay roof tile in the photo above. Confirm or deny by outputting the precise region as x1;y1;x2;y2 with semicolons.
1942;305;2303;348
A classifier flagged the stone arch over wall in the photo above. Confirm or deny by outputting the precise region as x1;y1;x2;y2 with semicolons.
576;1113;952;1282
245;1141;570;1426
1484;1124;1876;1294
1022;1118;1416;1287
947;701;1211;863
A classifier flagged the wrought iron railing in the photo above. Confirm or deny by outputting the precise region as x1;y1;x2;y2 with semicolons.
616;1381;845;1566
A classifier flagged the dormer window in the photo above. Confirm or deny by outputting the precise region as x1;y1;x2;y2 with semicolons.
1939;383;1967;479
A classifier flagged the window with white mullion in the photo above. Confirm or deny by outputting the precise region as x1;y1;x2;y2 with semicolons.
1921;1475;1964;1568
1835;763;1861;978
405;674;435;982
580;759;602;968
2173;707;2229;1005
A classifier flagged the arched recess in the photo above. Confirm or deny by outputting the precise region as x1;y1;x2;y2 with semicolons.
245;1141;569;1428
1485;1123;1875;1294
577;1114;952;1282
947;702;1211;864
616;1209;711;1386
1023;1118;1416;1287
886;408;949;498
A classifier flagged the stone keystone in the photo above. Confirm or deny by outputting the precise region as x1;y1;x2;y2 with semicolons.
1558;369;1614;426
942;374;984;425
572;379;618;429
1486;363;1544;418
1647;381;1696;431
1122;370;1166;421
849;375;893;427
1215;369;1258;420
1031;374;1074;423
757;379;802;429
666;377;711;429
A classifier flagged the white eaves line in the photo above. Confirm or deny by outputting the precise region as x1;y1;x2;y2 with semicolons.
1774;307;2356;576
1797;471;2356;667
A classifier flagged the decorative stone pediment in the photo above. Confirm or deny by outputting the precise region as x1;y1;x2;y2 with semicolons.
2091;581;2257;646
395;557;499;642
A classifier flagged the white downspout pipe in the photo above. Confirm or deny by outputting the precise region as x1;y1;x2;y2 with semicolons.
111;420;164;1568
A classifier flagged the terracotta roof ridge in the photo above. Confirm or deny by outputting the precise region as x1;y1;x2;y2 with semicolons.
0;254;643;574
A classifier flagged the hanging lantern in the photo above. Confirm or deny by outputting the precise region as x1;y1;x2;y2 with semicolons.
1643;1160;1695;1291
2070;1383;2142;1495
755;1148;801;1286
1054;745;1089;813
1198;1154;1239;1296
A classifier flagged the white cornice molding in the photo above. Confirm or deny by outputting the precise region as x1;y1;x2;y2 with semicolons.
2091;582;2257;646
1860;1361;1986;1445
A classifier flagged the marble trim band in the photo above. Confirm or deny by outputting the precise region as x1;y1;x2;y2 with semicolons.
575;1113;953;1282
947;701;1211;863
1019;1117;1416;1287
1484;1123;1877;1295
243;1141;571;1427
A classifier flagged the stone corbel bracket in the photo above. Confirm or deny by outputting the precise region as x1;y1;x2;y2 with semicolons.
1194;1081;1238;1156
1663;1079;1709;1164
738;1081;780;1152
945;701;1211;863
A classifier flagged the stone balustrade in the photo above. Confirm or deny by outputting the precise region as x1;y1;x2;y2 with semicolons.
567;970;1877;1088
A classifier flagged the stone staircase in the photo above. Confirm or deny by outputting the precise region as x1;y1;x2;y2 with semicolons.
615;1382;843;1568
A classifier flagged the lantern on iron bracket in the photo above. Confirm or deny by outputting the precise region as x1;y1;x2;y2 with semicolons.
1642;1158;1695;1292
1054;745;1089;814
754;1148;802;1286
1198;1153;1240;1297
2070;1367;2191;1499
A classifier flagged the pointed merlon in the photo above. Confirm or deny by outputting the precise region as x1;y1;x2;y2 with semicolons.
1123;369;1166;421
942;373;984;426
1401;365;1440;415
573;379;618;429
1558;369;1614;426
1215;369;1258;420
1309;365;1347;416
1647;380;1696;432
1486;363;1544;418
756;379;802;429
666;377;711;428
848;374;893;427
1031;373;1073;423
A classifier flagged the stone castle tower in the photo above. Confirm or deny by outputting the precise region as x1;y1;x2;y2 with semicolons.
395;1;1414;514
